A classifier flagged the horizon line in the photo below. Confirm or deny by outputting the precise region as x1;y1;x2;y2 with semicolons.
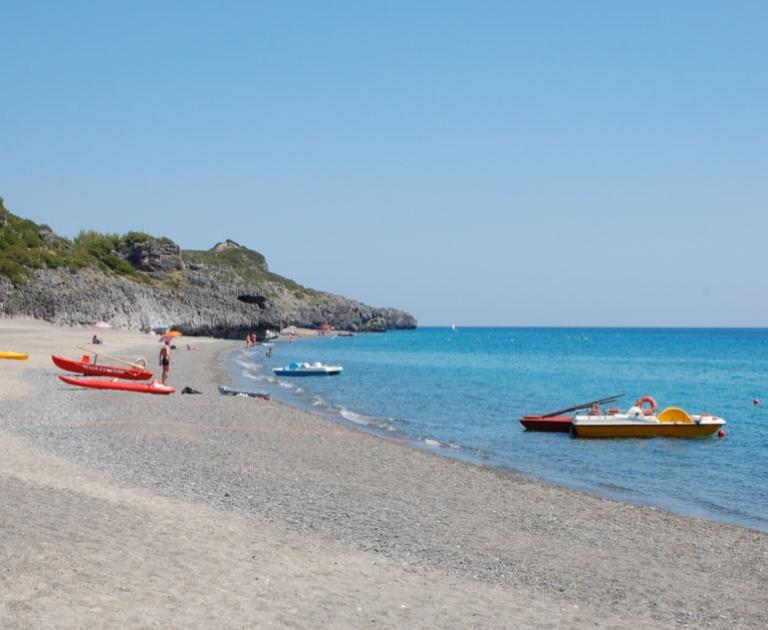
414;324;768;330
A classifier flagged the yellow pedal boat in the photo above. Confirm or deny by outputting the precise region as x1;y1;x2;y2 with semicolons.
0;351;29;360
571;396;725;438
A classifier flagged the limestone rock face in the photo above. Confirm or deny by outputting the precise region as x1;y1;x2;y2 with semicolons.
0;251;417;337
38;226;57;243
118;239;185;279
0;207;416;334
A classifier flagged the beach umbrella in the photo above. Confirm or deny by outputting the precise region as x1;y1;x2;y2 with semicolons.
94;321;112;329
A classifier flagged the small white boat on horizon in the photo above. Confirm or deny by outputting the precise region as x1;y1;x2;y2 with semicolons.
273;362;343;376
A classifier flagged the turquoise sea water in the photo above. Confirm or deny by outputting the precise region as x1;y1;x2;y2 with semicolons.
229;327;768;531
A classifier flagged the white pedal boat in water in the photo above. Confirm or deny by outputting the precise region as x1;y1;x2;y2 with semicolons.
273;362;343;376
571;396;726;438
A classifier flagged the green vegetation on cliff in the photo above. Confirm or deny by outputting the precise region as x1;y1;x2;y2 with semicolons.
0;198;148;284
183;245;317;297
0;198;314;296
0;198;78;284
71;232;147;280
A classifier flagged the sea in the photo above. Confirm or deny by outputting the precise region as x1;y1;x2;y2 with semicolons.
228;327;768;532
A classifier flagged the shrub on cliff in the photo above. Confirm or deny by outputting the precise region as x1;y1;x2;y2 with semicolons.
0;198;150;284
0;197;76;283
183;244;315;297
72;231;141;277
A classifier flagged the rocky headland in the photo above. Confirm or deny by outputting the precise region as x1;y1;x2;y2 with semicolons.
0;199;416;336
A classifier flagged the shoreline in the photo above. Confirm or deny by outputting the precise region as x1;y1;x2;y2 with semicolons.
233;333;768;534
2;319;767;628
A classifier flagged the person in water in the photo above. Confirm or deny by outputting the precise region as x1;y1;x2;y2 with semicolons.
266;347;273;359
159;340;172;384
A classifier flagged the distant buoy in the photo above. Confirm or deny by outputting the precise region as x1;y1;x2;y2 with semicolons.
718;430;726;439
754;399;761;406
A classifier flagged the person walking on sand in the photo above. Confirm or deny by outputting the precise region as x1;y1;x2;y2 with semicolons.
159;340;172;384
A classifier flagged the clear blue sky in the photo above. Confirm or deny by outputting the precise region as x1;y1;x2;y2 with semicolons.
2;1;766;326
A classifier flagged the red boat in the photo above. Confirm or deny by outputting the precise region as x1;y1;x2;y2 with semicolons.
520;415;574;432
52;355;153;381
520;394;625;433
58;375;175;395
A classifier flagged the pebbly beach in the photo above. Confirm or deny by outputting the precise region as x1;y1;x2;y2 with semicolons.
1;319;767;629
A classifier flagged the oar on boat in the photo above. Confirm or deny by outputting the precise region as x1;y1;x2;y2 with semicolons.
540;394;625;418
76;346;148;370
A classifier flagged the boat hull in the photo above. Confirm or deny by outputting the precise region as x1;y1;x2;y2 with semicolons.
218;385;270;400
0;351;29;360
520;416;574;432
52;355;153;380
58;375;175;395
571;421;724;438
272;368;342;376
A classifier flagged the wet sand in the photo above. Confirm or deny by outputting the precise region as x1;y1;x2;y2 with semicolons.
1;319;766;628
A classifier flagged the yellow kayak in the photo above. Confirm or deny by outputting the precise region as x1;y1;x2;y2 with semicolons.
0;351;29;360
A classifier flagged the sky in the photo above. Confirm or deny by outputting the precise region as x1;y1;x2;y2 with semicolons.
1;1;766;326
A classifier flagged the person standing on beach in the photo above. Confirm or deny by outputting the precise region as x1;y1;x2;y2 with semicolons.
159;340;171;384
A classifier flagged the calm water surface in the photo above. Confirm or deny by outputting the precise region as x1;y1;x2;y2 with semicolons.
229;327;768;531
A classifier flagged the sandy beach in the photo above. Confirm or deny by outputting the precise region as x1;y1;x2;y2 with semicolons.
1;320;766;629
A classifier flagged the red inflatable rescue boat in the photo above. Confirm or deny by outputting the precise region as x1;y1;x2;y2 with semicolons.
58;375;175;395
52;355;153;380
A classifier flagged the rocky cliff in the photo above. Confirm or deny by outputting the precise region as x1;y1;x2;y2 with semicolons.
0;202;417;336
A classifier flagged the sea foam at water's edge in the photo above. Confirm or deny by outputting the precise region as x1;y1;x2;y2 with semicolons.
227;327;768;532
233;355;403;436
